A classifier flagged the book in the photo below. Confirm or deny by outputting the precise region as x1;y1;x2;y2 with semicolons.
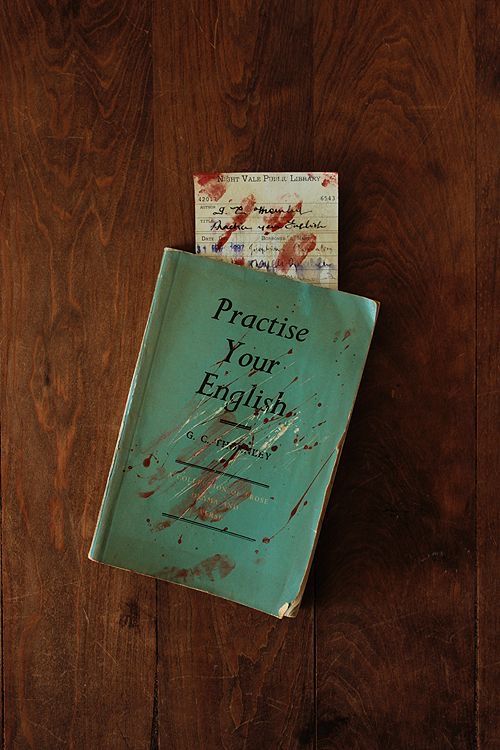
89;249;378;617
194;171;338;288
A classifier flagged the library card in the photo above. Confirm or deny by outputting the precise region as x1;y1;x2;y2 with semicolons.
193;172;338;289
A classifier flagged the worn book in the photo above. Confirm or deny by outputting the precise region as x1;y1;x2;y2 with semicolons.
89;249;378;617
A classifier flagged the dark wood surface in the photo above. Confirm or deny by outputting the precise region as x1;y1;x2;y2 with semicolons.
1;1;497;748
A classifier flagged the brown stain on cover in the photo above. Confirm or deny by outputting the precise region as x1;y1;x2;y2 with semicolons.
162;554;235;583
148;465;166;485
164;427;256;522
154;519;171;531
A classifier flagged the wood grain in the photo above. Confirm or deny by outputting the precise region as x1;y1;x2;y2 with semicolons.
0;1;497;749
476;2;500;748
312;0;477;747
1;1;157;747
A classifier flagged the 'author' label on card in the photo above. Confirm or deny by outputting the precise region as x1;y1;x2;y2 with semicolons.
194;172;338;289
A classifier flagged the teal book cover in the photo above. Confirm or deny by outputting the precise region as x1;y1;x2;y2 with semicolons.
89;249;378;617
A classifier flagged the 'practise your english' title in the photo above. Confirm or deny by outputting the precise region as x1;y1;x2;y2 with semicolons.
195;297;310;414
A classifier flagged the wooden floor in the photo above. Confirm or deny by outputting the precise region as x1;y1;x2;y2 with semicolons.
1;1;498;748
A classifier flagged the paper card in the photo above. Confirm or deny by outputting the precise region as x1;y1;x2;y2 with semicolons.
193;172;338;288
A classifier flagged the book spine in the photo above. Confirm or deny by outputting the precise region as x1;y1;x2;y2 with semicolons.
89;250;180;561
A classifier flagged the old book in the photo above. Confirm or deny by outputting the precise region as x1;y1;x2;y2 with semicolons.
89;249;378;617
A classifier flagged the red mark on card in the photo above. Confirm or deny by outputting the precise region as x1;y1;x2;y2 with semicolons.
321;172;338;188
216;194;256;249
275;232;316;270
264;201;302;234
139;490;155;499
195;173;226;201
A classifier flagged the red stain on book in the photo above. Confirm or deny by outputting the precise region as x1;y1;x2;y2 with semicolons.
342;330;351;341
161;425;256;523
195;173;226;201
321;172;338;188
216;194;256;249
303;441;319;450
275;233;317;270
195;475;252;523
143;454;153;467
220;443;249;468
148;465;166;486
196;478;253;522
139;490;155;499
147;424;178;452
165;466;222;522
263;201;302;234
162;554;235;582
154;518;170;531
232;257;245;265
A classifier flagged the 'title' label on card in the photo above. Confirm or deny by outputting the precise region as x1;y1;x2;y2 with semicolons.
193;172;338;289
